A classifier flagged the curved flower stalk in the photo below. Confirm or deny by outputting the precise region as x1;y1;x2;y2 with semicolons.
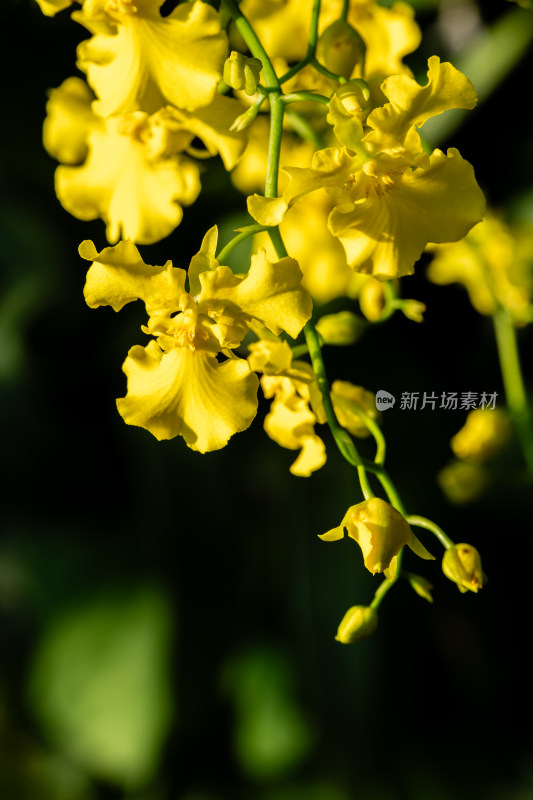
249;57;485;280
35;0;494;645
81;228;312;451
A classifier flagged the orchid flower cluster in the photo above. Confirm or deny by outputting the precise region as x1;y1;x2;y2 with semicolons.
38;0;503;644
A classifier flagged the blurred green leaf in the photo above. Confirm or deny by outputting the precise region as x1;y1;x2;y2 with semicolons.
27;586;174;789
223;647;315;780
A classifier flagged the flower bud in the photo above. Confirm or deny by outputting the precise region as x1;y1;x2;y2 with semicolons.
401;299;426;323
438;460;488;505
315;310;364;345
451;408;511;463
333;78;371;116
229;101;261;132
223;51;263;96
331;381;378;438
335;605;378;643
407;573;434;603
317;20;366;80
359;278;386;322
442;543;484;593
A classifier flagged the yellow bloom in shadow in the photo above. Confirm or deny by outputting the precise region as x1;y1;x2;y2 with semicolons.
427;214;533;326
249;339;381;474
81;229;312;450
451;408;512;463
248;340;326;476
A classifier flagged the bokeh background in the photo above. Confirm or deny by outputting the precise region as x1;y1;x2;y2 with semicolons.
1;0;533;798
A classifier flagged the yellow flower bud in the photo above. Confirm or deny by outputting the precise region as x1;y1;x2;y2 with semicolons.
223;51;263;96
331;381;378;438
438;460;488;505
317;20;366;80
451;408;512;463
407;573;434;603
359;278;386;322
401;299;426;323
442;544;484;593
333;78;371;116
335;605;378;644
315;311;364;346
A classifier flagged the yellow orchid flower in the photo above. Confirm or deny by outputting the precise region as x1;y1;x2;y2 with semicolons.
56;110;201;245
248;340;326;476
253;191;366;304
81;229;312;451
75;0;228;116
427;215;533;326
44;78;247;244
249;57;485;281
320;497;434;579
248;339;380;473
43;77;97;165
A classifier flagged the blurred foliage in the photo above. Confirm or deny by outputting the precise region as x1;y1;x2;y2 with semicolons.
27;587;173;789
1;0;533;799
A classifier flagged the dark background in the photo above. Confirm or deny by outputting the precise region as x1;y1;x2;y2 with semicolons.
1;1;533;798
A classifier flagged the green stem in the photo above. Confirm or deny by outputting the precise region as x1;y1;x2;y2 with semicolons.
280;0;322;84
307;0;321;55
493;307;533;476
282;91;331;106
310;57;346;84
376;471;407;517
340;0;349;22
265;96;285;197
217;224;267;263
223;0;373;506
407;515;453;550
355;407;386;465
290;343;311;359
304;321;374;499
